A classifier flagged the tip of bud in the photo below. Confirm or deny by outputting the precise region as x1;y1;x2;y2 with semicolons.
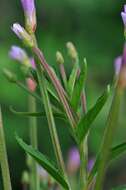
56;51;64;65
12;23;34;47
3;69;17;83
21;171;29;184
66;42;78;60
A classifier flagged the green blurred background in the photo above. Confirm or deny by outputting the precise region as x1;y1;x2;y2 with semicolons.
0;0;126;189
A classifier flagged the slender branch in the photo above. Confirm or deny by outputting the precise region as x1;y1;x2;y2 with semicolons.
36;63;66;176
28;95;40;190
79;90;88;190
0;106;12;190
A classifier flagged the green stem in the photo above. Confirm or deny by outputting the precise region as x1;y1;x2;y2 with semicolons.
94;87;122;190
79;90;88;190
0;106;12;190
28;96;40;190
36;63;66;176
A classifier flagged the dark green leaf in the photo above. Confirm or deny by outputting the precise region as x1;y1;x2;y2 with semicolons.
46;79;60;102
110;142;126;160
76;85;111;144
16;136;70;190
10;106;67;121
71;58;87;111
88;142;126;185
111;185;126;190
68;58;79;97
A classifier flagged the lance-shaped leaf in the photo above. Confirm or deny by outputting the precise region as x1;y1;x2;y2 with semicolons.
68;58;79;97
75;85;111;144
16;136;70;190
111;186;126;190
88;142;126;186
71;59;87;111
10;106;67;121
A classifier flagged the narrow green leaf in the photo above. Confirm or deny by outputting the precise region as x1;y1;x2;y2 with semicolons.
111;185;126;190
46;79;60;102
16;136;70;190
10;106;67;121
88;142;126;186
76;85;111;144
68;58;79;97
110;142;126;159
71;58;87;111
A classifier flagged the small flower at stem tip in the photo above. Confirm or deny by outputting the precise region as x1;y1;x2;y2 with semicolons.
21;0;36;33
11;23;34;47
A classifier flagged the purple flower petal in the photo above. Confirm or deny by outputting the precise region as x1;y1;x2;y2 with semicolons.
67;147;80;174
88;159;94;172
21;0;36;32
121;12;126;26
21;0;35;13
30;58;36;69
114;56;122;75
9;46;28;62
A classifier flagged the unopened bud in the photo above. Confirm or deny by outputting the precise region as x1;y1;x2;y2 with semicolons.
21;171;29;184
9;46;31;67
11;23;34;47
26;154;32;168
66;42;78;60
26;78;36;92
21;0;36;33
114;56;122;76
56;51;64;65
3;69;17;83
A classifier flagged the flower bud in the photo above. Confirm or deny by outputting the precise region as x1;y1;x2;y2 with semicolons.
121;5;126;27
9;46;31;66
21;0;36;33
12;23;34;47
21;171;29;184
66;42;78;60
115;44;126;89
26;78;36;92
67;147;80;175
56;51;64;65
3;69;17;83
114;56;122;75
